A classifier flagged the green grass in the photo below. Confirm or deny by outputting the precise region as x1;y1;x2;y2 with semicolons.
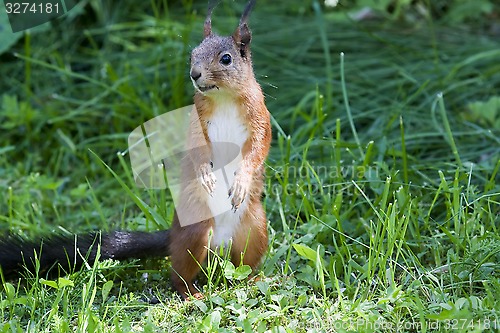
1;1;500;332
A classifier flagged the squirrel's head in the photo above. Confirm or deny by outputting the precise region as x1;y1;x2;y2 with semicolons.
190;0;256;96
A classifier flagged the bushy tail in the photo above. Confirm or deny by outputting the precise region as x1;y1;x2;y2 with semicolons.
0;230;170;278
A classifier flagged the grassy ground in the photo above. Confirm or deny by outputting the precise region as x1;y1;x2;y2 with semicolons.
1;0;499;332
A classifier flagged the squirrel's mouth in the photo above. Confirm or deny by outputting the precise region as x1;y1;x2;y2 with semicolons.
197;84;218;92
190;76;220;94
190;76;219;94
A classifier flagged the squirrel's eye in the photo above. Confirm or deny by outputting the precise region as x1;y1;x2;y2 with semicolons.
220;53;232;65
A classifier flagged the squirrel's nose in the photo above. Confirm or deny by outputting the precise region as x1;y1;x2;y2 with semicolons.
190;68;202;81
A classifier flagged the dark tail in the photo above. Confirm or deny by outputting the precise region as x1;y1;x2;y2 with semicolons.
0;230;170;278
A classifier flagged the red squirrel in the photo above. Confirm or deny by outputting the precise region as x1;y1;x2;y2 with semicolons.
0;0;271;301
169;0;271;299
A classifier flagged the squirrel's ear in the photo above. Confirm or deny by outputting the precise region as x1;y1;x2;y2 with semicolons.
233;0;255;57
233;24;252;58
204;0;217;38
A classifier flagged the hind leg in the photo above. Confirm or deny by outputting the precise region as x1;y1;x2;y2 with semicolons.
230;201;268;270
169;217;211;299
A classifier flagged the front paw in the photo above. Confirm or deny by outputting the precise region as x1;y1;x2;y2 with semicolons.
198;162;216;196
228;172;251;212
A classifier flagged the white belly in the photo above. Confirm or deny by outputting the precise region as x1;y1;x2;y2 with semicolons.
206;100;249;247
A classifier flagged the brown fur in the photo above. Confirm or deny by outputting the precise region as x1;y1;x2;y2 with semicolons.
168;0;271;300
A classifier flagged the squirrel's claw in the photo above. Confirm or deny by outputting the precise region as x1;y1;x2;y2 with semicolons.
198;162;216;196
228;172;250;212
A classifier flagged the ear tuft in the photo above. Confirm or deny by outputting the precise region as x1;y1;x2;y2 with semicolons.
204;16;212;37
233;0;256;58
204;0;218;38
239;0;256;26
